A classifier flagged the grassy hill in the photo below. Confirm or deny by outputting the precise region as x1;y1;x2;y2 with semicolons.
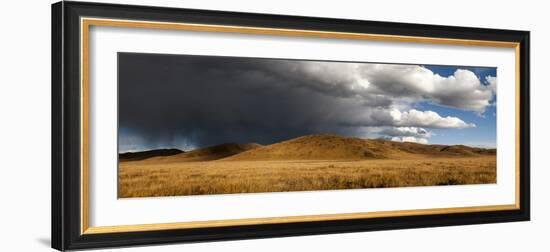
119;134;495;163
223;134;494;161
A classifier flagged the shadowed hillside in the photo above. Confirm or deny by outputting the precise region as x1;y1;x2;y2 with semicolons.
143;143;263;163
118;148;184;161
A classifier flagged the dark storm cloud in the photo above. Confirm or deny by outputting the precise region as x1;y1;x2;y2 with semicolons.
118;53;371;150
118;53;490;151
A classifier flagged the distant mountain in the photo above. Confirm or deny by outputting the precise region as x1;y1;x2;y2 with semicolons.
119;148;184;162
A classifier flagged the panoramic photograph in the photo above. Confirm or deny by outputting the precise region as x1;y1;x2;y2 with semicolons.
117;52;497;198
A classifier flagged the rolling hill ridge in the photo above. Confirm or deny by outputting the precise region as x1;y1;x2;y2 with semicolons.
223;134;495;161
119;134;495;163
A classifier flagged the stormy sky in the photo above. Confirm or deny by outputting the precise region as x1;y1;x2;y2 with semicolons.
118;52;497;152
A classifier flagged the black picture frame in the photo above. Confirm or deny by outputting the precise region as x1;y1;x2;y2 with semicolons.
52;1;530;251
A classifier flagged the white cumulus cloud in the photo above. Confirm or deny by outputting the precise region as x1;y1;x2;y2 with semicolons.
358;64;496;113
378;126;432;138
391;136;429;144
390;109;475;129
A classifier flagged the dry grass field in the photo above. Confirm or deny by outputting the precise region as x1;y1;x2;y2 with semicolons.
118;134;496;198
119;156;496;198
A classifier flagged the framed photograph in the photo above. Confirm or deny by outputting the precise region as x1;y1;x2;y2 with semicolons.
52;1;530;250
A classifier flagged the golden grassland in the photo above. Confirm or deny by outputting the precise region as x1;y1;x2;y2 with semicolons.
118;156;496;198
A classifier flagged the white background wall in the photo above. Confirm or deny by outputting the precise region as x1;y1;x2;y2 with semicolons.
0;0;546;251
